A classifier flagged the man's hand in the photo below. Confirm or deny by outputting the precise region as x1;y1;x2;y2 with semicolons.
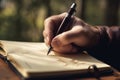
43;13;100;54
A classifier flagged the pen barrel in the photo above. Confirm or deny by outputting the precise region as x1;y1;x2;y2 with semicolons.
55;15;71;35
55;3;76;36
47;3;76;55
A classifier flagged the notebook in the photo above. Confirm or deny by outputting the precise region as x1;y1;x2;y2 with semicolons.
0;40;113;79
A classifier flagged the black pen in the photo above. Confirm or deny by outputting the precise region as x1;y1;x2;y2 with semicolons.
47;3;76;55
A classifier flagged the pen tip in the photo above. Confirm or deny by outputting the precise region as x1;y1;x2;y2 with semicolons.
47;46;52;55
47;50;50;55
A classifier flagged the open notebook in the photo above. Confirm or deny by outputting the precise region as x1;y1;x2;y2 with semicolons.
0;40;113;79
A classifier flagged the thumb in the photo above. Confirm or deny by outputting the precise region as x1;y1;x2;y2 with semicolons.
51;25;89;48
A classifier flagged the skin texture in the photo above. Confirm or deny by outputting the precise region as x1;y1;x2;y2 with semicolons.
43;13;100;54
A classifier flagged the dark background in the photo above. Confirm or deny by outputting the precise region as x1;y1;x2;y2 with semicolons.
0;0;120;42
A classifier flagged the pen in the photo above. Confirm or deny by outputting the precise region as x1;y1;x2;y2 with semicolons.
47;3;76;55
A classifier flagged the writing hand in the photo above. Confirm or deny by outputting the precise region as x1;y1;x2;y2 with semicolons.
43;13;100;54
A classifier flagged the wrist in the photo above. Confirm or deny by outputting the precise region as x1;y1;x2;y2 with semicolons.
87;26;110;50
86;26;101;48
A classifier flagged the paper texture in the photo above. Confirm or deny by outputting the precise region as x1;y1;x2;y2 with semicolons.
0;40;111;78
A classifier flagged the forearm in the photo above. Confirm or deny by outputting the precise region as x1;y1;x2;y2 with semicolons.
87;26;120;51
108;26;120;46
98;26;120;47
87;26;120;70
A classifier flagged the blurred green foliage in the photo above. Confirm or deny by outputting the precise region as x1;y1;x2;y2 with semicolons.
0;0;120;42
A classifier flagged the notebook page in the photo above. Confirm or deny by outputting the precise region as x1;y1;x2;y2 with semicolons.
0;40;111;77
